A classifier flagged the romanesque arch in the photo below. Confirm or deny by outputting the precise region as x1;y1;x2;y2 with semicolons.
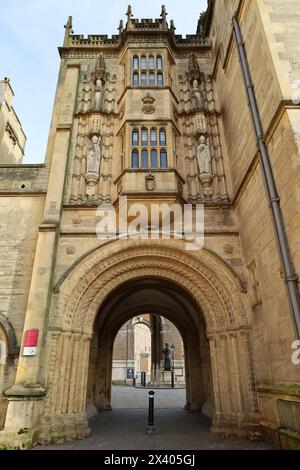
0;316;18;430
39;239;260;444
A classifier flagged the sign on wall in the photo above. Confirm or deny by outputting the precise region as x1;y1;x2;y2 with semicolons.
127;368;134;379
23;329;39;356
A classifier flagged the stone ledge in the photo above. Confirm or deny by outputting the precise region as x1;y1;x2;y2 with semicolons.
4;384;47;399
257;383;300;398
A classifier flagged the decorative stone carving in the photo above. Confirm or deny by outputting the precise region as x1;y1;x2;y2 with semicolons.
196;134;213;197
64;16;73;46
142;93;155;114
145;174;155;191
170;19;176;34
197;135;211;176
88;114;103;135
94;53;106;83
224;244;234;255
72;215;82;226
94;79;104;110
126;5;133;29
247;259;262;308
188;54;204;112
191;78;203;110
93;54;106;110
86;135;102;198
188;54;203;83
45;240;257;445
118;19;124;34
161;5;168;29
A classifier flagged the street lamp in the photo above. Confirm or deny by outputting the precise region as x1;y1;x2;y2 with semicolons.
170;344;175;388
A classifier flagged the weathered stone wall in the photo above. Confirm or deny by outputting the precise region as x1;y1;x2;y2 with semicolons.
0;165;49;193
0;195;45;341
211;0;300;444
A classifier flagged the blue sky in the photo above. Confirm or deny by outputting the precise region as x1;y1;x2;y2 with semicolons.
0;0;207;163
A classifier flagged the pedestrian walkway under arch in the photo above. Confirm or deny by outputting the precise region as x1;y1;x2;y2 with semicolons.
35;387;270;450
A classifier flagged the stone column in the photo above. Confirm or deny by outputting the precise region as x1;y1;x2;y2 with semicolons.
0;65;79;449
209;329;260;440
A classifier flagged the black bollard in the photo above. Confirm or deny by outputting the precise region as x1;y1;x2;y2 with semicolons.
147;391;156;434
141;372;146;387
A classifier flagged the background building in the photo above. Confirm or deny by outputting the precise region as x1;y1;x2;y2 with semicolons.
0;78;26;164
112;315;185;385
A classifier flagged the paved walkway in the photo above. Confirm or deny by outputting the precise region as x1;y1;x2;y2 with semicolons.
111;386;185;409
35;387;271;450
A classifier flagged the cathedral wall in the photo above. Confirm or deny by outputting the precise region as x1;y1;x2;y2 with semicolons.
256;0;300;99
0;195;45;342
211;0;300;444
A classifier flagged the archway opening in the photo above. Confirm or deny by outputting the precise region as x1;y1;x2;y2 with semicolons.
111;314;186;388
85;277;214;421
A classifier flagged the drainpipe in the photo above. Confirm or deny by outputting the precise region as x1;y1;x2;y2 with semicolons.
232;13;300;337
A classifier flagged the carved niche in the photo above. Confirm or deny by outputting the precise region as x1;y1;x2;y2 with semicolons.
196;134;213;198
178;54;229;204
76;54;117;114
69;54;117;206
85;135;102;199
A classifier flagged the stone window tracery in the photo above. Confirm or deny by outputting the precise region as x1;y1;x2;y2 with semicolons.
131;53;164;87
131;126;167;169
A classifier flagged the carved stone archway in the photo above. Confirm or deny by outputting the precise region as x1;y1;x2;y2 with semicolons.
39;239;260;444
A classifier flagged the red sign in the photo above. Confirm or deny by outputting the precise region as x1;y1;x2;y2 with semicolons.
24;329;39;348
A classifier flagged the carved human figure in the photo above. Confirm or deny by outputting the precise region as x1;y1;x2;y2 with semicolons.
197;135;211;176
94;79;104;110
86;135;102;176
162;343;171;371
191;78;203;109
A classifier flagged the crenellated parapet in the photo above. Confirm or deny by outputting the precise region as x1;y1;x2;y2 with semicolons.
60;5;211;54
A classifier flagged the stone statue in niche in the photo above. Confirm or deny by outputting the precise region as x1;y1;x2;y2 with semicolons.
93;53;106;111
86;135;102;199
196;135;213;197
94;78;104;110
191;78;203;109
197;135;211;176
188;54;205;112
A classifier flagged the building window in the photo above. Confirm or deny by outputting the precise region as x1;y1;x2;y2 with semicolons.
133;56;139;69
141;149;148;168
141;128;148;146
141;72;147;87
130;126;168;169
151;149;158;168
149;55;155;69
132;54;164;88
132;129;139;146
159;128;166;146
160;150;168;168
132;150;139;168
133;72;139;87
149;72;155;87
157;72;164;87
141;55;147;69
150;128;157;146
